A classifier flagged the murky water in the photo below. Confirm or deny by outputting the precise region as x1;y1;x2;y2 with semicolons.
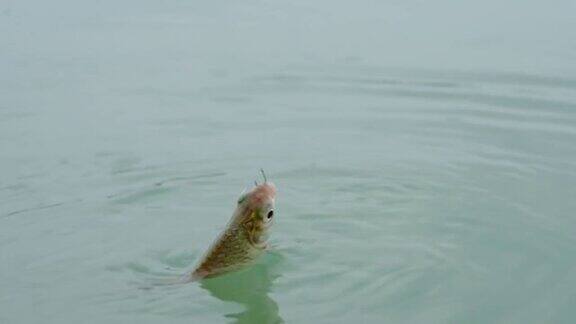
2;1;576;323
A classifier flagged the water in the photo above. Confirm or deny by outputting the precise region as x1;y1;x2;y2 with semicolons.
2;0;576;323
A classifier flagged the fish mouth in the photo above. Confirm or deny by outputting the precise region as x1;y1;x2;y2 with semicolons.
248;182;276;206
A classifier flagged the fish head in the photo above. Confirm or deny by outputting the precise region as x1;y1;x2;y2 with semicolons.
235;182;277;245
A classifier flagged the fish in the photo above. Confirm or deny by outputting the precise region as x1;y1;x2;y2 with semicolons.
183;172;277;282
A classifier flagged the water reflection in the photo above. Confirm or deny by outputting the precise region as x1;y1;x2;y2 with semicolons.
200;253;283;324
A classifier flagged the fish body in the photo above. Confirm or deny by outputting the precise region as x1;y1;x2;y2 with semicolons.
185;182;276;282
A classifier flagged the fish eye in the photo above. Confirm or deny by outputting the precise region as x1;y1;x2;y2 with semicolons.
266;210;274;219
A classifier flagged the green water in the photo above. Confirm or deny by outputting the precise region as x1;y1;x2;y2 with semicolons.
2;0;576;323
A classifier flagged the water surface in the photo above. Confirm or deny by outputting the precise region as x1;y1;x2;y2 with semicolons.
2;1;576;323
